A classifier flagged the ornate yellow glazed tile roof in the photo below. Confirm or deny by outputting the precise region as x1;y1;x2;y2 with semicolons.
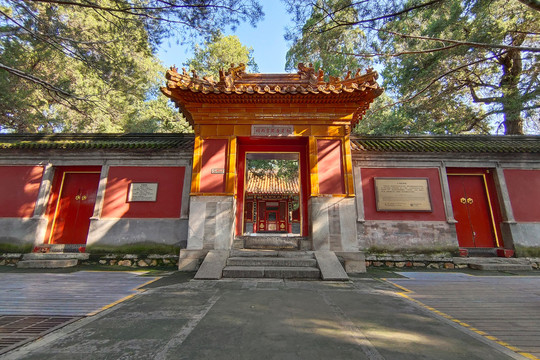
246;171;299;194
163;63;382;97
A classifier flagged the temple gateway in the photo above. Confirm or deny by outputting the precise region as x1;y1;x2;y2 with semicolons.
1;64;539;277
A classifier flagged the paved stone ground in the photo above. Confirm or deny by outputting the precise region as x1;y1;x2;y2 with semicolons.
1;270;537;360
0;271;159;316
387;272;540;359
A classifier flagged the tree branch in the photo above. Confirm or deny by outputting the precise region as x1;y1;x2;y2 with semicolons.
468;86;501;104
463;109;502;132
372;27;540;53
0;62;87;101
372;53;506;114
332;43;461;58
318;0;444;29
516;0;540;11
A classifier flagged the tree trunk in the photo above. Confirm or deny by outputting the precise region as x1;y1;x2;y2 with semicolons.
499;35;525;135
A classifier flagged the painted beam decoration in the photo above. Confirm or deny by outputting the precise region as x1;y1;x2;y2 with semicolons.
374;178;432;212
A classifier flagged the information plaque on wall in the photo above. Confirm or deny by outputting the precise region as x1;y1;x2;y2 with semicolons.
128;183;158;202
374;178;432;212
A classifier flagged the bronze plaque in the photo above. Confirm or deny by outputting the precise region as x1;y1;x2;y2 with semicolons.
128;182;158;202
374;178;432;212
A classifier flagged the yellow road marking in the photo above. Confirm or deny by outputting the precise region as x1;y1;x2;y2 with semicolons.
383;279;539;360
87;276;161;316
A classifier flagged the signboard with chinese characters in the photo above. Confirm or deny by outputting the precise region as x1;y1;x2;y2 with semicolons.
374;178;432;212
128;183;158;202
251;125;294;137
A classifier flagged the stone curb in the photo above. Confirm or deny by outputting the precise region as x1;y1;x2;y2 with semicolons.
0;254;178;268
1;254;539;270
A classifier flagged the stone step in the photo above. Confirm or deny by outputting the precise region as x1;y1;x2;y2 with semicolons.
469;263;533;271
226;257;317;267
34;244;86;253
17;259;79;269
463;247;499;257
243;237;299;250
222;266;320;279
236;236;311;250
22;253;89;261
230;250;314;258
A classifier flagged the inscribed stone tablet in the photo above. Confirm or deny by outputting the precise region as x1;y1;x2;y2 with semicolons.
128;183;158;202
374;178;432;212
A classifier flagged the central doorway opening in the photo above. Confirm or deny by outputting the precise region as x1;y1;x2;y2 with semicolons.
235;137;309;238
244;153;300;235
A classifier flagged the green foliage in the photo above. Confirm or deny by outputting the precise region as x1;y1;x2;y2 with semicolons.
0;242;33;254
183;32;258;79
0;0;263;133
380;0;540;135
365;245;460;257
86;243;181;255
514;245;540;258
285;0;540;135
247;159;299;180
285;0;371;77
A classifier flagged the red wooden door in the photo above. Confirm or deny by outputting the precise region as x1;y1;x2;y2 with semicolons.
49;172;100;245
448;175;497;248
266;210;279;231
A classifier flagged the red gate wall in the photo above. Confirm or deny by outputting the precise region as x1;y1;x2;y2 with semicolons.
362;168;445;221
0;166;44;218
101;166;185;218
317;139;345;194
504;169;540;222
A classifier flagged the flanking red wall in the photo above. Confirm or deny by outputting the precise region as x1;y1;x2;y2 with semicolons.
317;139;345;194
200;139;228;193
362;168;445;221
504;169;540;222
0;166;43;217
101;166;185;218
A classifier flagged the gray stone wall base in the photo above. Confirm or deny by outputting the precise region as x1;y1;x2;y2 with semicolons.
0;218;47;246
358;221;457;251
87;218;187;247
335;251;366;273
178;249;209;271
500;222;516;249
310;197;358;252
187;196;235;250
509;223;540;248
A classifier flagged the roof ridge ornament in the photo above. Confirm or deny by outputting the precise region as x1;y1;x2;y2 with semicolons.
297;63;318;85
218;63;246;88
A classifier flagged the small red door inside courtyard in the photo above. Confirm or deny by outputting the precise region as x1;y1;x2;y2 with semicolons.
448;173;502;248
47;170;101;245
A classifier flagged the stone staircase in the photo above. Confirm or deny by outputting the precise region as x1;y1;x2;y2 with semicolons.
453;257;533;271
194;249;349;281
223;250;320;279
16;253;89;269
234;236;311;250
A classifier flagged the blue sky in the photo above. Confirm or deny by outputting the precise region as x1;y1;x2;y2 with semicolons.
158;1;292;74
